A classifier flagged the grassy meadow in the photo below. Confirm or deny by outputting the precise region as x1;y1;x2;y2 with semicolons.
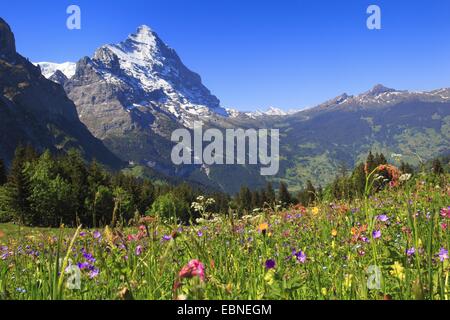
0;171;449;300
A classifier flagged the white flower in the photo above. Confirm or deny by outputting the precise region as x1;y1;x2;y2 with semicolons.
399;173;412;182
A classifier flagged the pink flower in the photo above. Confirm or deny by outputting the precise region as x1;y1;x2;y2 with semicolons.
441;207;450;219
179;259;205;281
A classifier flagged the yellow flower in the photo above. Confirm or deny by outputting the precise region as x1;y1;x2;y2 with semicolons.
321;287;328;296
344;274;353;289
331;229;338;237
312;207;319;215
264;270;275;286
390;261;405;281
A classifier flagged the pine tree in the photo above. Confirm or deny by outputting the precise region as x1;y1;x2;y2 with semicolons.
238;186;252;213
400;162;414;174
432;159;444;175
375;153;387;166
366;151;376;173
24;144;39;163
351;163;366;197
59;149;88;223
0;159;7;185
251;190;261;209
265;182;276;205
260;189;268;206
138;180;155;215
278;181;292;207
6;145;32;224
305;180;316;205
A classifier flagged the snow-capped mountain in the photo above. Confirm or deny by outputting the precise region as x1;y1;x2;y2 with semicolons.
61;25;252;190
230;107;298;119
34;62;76;79
313;84;450;111
65;25;227;129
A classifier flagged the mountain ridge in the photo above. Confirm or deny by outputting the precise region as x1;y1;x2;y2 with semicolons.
0;17;122;168
5;20;450;193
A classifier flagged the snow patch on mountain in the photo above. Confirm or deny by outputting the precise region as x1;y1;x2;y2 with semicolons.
35;62;76;79
313;85;450;111
82;25;228;126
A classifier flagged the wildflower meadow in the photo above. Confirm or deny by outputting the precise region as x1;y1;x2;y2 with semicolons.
0;168;449;300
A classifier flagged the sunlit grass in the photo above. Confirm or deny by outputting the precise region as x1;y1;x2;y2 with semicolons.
0;175;449;300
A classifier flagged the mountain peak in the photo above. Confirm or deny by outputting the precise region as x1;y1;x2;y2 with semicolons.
0;17;16;59
366;84;395;96
136;25;153;35
128;25;158;46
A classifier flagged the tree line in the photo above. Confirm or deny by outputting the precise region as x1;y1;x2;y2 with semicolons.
234;151;448;211
0;145;230;227
0;146;448;227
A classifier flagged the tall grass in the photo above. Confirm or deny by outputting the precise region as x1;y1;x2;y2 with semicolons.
0;174;448;300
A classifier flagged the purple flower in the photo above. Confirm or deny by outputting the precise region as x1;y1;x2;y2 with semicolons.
292;250;307;264
265;259;276;270
93;231;101;239
83;252;96;263
406;247;416;256
135;245;143;256
438;248;449;262
89;268;100;279
377;214;389;222
372;230;381;239
80;232;86;237
197;231;203;237
77;262;91;270
162;235;172;241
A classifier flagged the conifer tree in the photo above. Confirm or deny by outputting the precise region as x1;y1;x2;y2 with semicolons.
265;182;276;205
305;180;317;205
0;158;6;185
238;186;252;213
432;159;444;175
6;145;32;224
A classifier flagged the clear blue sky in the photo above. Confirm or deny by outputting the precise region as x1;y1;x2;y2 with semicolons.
2;0;450;111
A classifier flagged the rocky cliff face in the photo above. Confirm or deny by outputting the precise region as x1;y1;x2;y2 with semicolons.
0;17;122;168
0;18;16;60
65;25;227;136
63;25;241;186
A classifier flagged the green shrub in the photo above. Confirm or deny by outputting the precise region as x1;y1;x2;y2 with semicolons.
148;193;190;223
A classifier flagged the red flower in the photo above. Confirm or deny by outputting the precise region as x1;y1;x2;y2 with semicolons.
179;259;205;281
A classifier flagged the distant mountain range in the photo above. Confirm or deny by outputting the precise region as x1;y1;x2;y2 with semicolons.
2;18;449;193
